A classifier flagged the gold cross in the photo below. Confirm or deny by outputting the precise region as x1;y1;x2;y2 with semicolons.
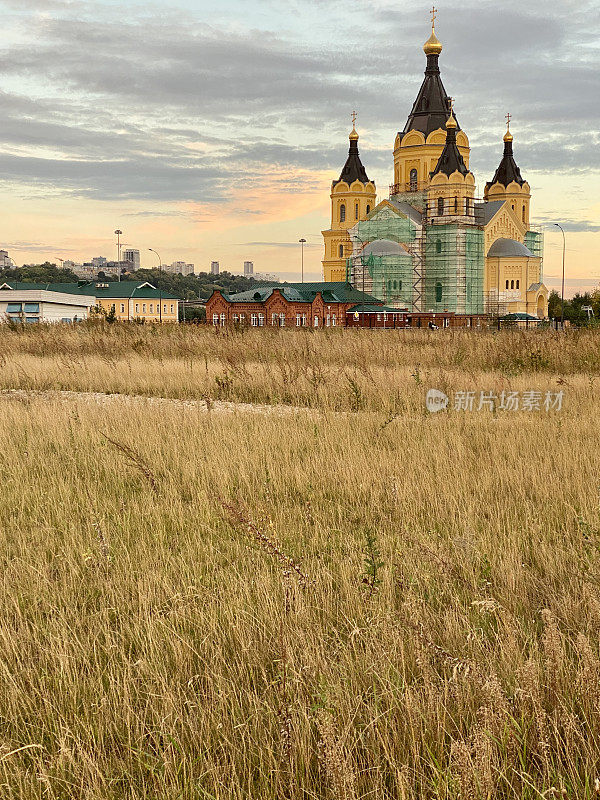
431;6;438;26
449;97;455;112
506;112;512;128
351;110;357;128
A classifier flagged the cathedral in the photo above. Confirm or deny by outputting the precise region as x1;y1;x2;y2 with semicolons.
322;12;549;319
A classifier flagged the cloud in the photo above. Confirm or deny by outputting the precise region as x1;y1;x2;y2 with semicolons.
240;241;321;248
536;218;600;233
0;0;597;204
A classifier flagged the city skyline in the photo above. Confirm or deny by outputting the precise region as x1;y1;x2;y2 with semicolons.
0;0;598;294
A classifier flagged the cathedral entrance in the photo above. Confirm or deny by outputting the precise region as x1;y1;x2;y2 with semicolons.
537;295;546;318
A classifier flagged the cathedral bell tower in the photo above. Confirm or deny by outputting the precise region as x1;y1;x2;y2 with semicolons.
392;8;470;202
427;106;476;222
322;114;376;283
425;106;483;315
484;115;531;228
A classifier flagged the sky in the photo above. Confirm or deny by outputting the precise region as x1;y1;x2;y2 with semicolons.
0;0;598;292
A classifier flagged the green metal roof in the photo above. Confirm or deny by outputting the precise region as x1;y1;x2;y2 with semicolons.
0;280;178;300
501;313;540;321
222;282;381;305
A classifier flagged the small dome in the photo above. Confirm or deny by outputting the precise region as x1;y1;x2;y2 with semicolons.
504;129;513;143
349;127;359;142
362;239;407;257
424;29;443;56
487;238;534;258
446;111;457;130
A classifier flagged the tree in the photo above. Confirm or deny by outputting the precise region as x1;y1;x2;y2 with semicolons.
125;269;272;302
0;262;80;284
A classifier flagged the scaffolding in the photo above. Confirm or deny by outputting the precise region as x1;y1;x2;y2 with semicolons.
525;229;544;283
345;208;423;310
424;224;484;313
344;199;487;314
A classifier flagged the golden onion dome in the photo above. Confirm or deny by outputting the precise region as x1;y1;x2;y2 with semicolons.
424;27;443;56
446;111;457;130
349;126;359;142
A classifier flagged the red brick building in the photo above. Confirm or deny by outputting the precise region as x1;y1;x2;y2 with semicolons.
206;282;489;330
206;282;401;328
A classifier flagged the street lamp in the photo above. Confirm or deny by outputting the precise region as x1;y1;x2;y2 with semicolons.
299;239;306;283
148;248;163;323
554;223;566;328
114;230;123;282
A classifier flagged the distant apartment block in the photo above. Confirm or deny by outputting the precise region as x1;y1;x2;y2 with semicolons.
106;261;129;277
0;250;15;268
91;257;108;268
123;249;141;271
165;261;194;276
244;261;254;276
211;261;220;275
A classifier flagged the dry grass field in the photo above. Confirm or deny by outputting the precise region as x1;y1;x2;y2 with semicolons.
1;323;600;799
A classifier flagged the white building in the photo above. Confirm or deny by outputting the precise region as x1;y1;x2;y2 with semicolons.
0;284;95;323
66;262;97;279
165;261;194;276
0;250;15;268
123;249;141;271
210;261;220;275
244;261;254;276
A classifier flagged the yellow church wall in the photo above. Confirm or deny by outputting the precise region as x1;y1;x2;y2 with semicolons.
322;179;376;281
485;255;545;316
486;181;531;228
484;204;528;254
427;171;476;218
392;128;470;191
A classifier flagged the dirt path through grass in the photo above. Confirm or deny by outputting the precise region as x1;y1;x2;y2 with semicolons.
0;388;317;417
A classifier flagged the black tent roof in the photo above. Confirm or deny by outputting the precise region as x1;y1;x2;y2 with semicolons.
486;137;526;190
431;123;469;178
333;134;372;187
402;53;460;139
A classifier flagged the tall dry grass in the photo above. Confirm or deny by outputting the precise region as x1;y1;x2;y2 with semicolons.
1;326;600;797
1;323;599;412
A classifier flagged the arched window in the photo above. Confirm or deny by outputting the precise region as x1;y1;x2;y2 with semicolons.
339;244;344;258
465;198;471;214
437;197;444;216
516;280;520;289
410;169;418;191
436;239;442;254
355;203;359;220
435;282;443;303
511;204;515;211
393;280;397;290
388;280;392;292
398;281;402;291
340;204;346;222
454;197;458;213
506;280;509;290
366;205;371;215
522;206;526;222
511;280;515;289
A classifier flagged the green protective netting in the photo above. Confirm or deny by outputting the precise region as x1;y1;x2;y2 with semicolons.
365;252;414;307
343;211;418;307
424;225;484;314
524;231;544;258
356;214;417;246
